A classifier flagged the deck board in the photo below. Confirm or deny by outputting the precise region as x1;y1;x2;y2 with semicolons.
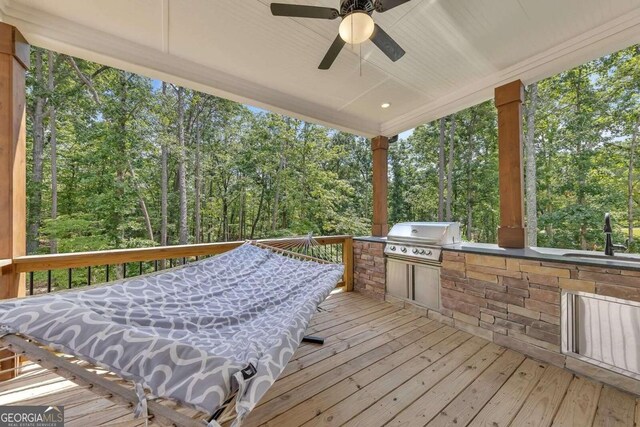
246;322;449;427
426;349;525;427
592;386;636;427
1;291;639;426
387;343;506;425
468;358;548;427
294;330;472;427
342;337;490;427
552;376;602;427
509;365;574;427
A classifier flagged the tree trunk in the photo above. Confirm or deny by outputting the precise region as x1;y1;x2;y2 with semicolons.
48;51;58;254
194;123;202;244
28;50;45;255
114;71;129;249
272;150;286;232
575;70;587;250
161;83;168;250
525;83;538;247
629;114;639;247
544;136;555;243
177;86;188;245
127;159;154;241
446;114;455;221
251;179;265;239
161;143;168;245
222;193;229;241
239;184;245;240
438;117;446;221
466;113;477;240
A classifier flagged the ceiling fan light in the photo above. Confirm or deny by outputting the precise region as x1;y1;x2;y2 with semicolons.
339;12;375;44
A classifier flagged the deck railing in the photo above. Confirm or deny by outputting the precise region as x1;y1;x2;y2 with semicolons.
9;235;353;296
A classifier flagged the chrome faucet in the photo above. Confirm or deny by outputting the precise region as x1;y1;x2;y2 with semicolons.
604;213;627;256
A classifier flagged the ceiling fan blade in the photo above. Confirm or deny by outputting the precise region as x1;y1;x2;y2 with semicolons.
318;34;346;70
370;24;405;62
270;3;340;19
375;0;411;12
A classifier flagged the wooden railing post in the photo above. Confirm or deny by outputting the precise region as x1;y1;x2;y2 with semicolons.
342;236;353;291
0;23;29;381
495;80;526;248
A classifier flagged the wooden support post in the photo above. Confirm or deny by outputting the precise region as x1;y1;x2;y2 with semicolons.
495;80;526;248
0;23;29;381
371;136;389;237
342;236;353;291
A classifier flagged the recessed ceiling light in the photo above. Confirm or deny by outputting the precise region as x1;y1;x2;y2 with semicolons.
381;103;391;109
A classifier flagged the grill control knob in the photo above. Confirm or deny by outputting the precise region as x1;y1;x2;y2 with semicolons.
412;248;419;254
419;249;426;255
400;247;407;253
389;245;396;251
425;250;432;256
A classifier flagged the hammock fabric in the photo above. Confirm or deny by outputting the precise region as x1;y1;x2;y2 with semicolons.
0;242;344;426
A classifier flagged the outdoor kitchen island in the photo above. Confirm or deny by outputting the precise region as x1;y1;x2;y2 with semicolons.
353;236;640;396
438;243;640;396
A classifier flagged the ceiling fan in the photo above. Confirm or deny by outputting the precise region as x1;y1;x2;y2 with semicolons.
270;0;410;70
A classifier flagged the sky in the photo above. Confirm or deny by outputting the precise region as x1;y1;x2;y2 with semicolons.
399;129;414;140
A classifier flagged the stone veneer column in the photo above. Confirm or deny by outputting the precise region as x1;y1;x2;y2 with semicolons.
353;239;386;301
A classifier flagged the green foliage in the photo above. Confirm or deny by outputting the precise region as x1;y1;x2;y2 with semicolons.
391;101;499;242
25;44;640;257
26;48;373;254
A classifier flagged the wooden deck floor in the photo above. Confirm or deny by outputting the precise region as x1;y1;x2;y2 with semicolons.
2;290;639;426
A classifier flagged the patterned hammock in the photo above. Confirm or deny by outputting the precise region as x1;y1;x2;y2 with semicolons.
0;242;344;426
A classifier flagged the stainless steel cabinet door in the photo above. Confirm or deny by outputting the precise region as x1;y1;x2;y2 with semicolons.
386;259;409;299
575;294;640;377
412;264;440;310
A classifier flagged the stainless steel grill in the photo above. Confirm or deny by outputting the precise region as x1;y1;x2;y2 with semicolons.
384;222;461;310
384;222;461;264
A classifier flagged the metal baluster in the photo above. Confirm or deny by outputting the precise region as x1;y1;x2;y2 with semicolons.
154;260;158;272
106;265;110;282
139;261;143;276
182;257;186;265
123;263;127;278
68;269;72;289
29;271;34;295
170;259;174;268
47;270;52;293
87;266;91;286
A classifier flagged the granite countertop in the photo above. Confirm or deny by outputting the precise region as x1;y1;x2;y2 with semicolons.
443;242;640;272
353;236;387;243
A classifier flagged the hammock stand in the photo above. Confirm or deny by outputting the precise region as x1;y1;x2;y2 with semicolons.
0;237;341;426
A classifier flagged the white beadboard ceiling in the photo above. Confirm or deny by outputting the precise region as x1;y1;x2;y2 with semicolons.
1;0;640;137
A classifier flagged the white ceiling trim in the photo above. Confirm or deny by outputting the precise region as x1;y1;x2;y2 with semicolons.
380;6;640;136
0;0;382;137
0;1;639;138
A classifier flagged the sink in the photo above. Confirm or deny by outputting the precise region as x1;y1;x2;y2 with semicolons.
562;253;640;263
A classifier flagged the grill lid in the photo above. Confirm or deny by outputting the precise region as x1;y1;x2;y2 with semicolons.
387;222;460;246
